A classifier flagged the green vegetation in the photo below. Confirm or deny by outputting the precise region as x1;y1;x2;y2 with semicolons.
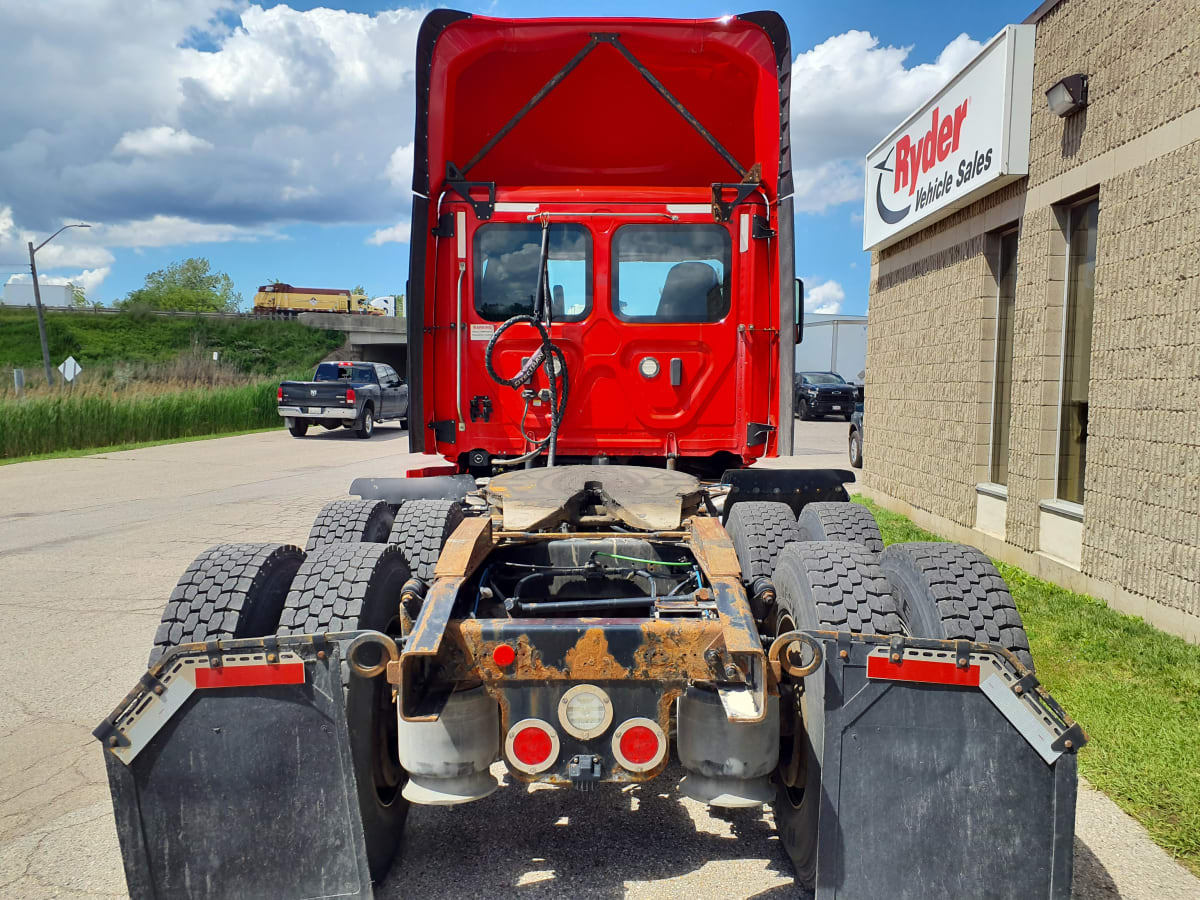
117;257;241;312
857;496;1200;876
1;381;281;458
0;306;343;375
0;305;344;458
0;426;278;466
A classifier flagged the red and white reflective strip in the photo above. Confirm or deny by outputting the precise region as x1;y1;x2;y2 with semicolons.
106;652;306;764
866;653;980;687
505;719;560;775
195;661;305;689
865;645;1072;765
611;717;667;773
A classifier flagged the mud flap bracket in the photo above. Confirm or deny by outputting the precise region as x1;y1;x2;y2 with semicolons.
814;634;1080;899
98;636;375;900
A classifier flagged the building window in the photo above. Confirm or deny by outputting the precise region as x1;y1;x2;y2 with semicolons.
989;227;1018;485
1057;196;1099;504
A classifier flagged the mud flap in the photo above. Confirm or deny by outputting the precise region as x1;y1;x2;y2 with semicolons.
96;637;374;900
814;635;1080;899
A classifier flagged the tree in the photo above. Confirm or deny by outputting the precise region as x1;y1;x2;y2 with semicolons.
68;282;88;307
119;258;242;313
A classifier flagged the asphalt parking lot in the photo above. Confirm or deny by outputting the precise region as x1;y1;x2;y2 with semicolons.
1;419;1197;898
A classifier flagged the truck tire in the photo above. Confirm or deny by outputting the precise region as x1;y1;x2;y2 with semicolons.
770;541;904;888
796;501;883;555
880;542;1034;671
848;427;863;468
149;543;304;667
796;396;811;420
305;498;395;552
288;420;309;437
355;404;375;439
277;543;413;880
724;501;801;620
387;498;465;582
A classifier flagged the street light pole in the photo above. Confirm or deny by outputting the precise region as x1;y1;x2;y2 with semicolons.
27;240;54;386
27;223;91;386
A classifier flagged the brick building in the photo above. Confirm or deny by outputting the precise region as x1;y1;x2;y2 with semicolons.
859;0;1198;641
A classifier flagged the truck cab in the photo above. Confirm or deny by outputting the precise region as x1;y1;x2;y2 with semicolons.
407;12;797;477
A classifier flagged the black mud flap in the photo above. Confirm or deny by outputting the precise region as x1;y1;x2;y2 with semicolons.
814;634;1080;899
96;637;373;900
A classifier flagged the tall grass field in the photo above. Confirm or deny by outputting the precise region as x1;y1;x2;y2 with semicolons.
0;306;348;459
1;381;281;458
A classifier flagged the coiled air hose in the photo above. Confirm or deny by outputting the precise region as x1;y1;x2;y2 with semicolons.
484;218;569;467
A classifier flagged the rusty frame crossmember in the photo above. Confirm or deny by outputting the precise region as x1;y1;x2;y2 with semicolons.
394;515;771;725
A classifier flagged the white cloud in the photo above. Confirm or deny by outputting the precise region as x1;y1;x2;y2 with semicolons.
7;266;111;295
385;142;414;189
804;279;845;314
790;31;982;212
114;126;213;157
366;222;411;246
0;3;423;234
93;216;278;247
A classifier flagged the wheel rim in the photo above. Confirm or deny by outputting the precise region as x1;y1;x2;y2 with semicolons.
364;411;373;434
850;437;860;465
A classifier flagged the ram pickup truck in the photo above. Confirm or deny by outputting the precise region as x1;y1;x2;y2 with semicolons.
277;360;408;439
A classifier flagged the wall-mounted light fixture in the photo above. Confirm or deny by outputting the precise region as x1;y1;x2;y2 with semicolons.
1046;74;1088;117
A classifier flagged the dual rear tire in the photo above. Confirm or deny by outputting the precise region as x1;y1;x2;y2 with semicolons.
727;498;1034;886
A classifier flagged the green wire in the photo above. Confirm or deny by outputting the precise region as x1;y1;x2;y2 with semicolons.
595;552;693;567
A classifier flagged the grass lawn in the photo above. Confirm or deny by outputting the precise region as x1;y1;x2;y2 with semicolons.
856;496;1200;877
0;426;279;466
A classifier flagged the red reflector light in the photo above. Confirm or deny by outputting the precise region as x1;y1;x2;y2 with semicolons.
611;717;667;773
277;386;283;401
505;718;560;774
195;662;305;689
866;655;980;687
619;726;659;766
512;726;553;766
493;644;516;667
406;464;460;478
346;387;356;404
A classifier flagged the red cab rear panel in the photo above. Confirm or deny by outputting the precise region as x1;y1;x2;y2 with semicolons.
408;12;796;472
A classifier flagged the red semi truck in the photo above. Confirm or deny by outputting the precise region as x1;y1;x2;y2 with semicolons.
97;11;1083;900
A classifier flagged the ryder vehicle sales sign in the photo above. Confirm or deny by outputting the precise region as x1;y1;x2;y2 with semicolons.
863;25;1035;251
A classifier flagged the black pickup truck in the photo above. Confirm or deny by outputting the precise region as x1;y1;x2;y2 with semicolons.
277;361;408;439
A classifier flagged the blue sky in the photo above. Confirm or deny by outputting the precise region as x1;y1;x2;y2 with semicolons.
0;1;1033;316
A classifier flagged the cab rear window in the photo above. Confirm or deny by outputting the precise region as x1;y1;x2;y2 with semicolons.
314;363;375;383
474;223;592;322
612;224;731;323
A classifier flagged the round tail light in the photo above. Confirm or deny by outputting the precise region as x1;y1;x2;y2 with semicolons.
611;717;667;773
505;719;560;774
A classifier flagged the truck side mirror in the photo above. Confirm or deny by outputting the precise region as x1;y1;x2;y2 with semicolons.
795;278;804;343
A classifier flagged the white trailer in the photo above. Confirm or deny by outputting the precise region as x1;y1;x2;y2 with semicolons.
795;313;867;384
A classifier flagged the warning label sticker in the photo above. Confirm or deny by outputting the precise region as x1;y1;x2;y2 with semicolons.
470;324;495;341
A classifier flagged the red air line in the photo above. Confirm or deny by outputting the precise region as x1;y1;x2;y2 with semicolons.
866;655;980;687
195;663;306;689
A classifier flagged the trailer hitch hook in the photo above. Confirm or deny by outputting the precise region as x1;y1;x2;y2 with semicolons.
768;630;823;679
346;631;401;679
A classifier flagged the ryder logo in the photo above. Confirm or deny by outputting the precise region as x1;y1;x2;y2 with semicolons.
873;99;980;226
894;100;969;196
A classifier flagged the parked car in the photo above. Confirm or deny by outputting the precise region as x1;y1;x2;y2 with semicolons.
794;371;857;421
848;404;864;468
278;361;408;439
